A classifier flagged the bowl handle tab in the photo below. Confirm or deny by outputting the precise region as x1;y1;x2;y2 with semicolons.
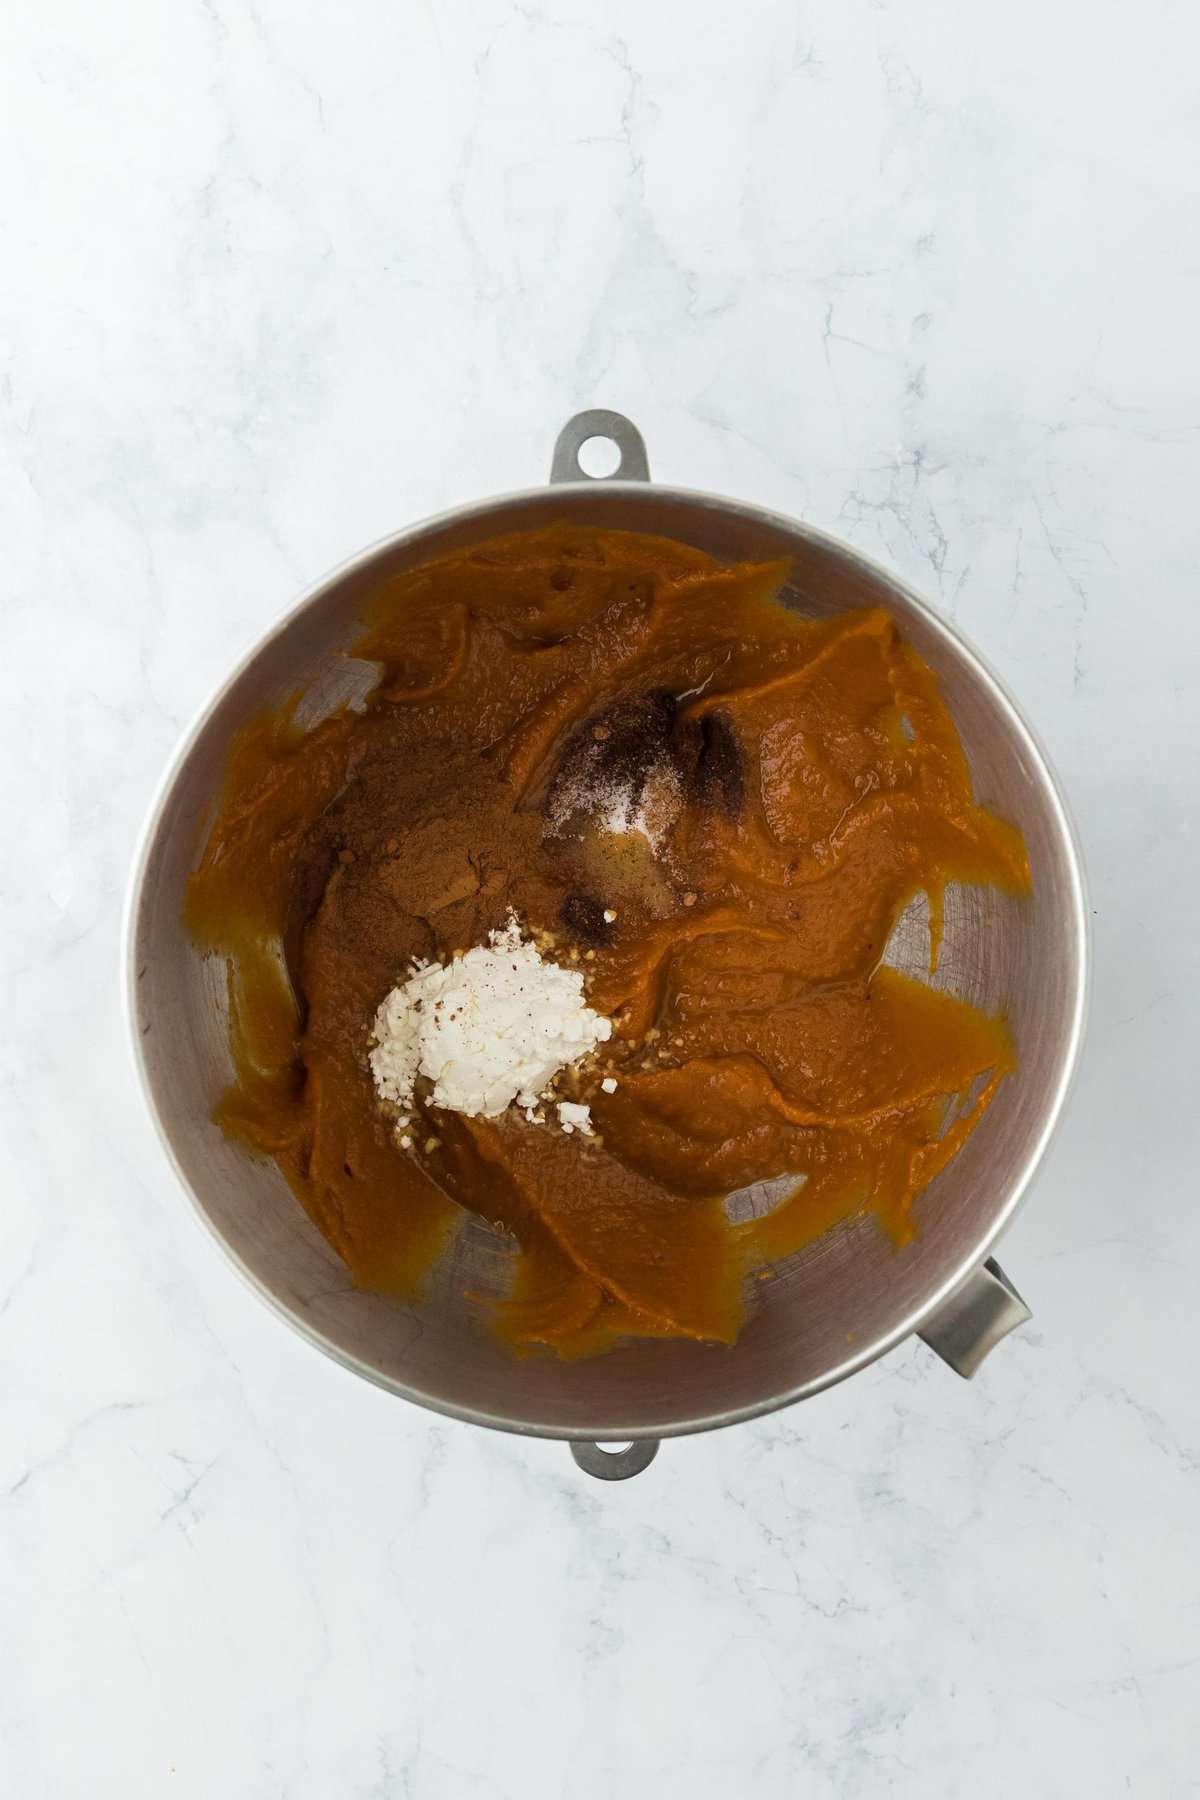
569;1439;660;1480
550;410;651;485
918;1257;1031;1379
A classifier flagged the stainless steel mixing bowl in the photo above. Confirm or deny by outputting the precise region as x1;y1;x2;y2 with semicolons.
125;410;1088;1479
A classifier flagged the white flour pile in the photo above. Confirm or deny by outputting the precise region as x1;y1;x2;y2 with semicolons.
369;917;612;1130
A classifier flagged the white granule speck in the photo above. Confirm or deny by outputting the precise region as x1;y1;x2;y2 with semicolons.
600;1076;618;1094
369;915;612;1122
547;751;681;853
556;1101;593;1135
603;908;617;923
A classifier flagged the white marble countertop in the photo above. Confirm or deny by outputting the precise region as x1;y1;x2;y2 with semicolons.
4;1;1199;1793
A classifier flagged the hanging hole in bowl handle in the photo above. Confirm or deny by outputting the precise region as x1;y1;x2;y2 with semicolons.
550;409;651;485
569;1438;660;1480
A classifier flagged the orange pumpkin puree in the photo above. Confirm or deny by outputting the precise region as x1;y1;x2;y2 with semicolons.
186;525;1029;1356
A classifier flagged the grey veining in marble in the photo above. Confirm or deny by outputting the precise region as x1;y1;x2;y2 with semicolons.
2;1;1198;1794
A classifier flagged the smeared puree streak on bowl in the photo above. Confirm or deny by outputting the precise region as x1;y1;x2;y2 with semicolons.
185;526;1030;1357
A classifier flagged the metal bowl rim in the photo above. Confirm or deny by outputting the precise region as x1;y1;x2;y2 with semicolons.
122;479;1091;1441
